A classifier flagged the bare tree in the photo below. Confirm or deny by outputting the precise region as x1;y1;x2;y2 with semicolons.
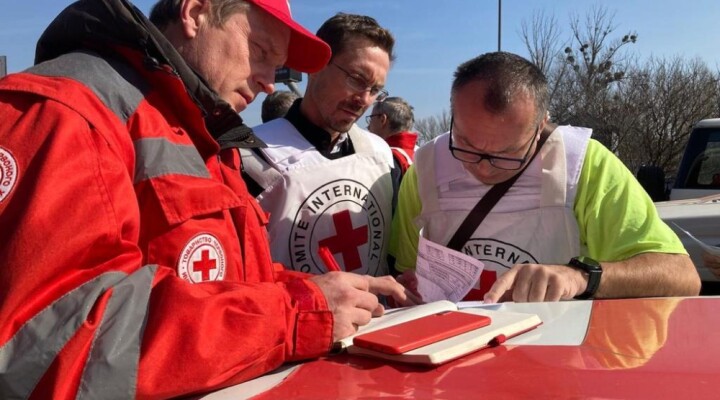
414;109;451;146
520;10;572;113
560;6;638;149
618;57;720;176
565;6;636;95
520;6;638;150
517;5;720;186
417;5;719;185
520;9;565;77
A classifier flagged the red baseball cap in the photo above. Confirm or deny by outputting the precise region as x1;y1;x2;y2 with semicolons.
246;0;331;73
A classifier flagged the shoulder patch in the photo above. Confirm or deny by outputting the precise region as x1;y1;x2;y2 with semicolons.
177;233;227;283
0;147;18;203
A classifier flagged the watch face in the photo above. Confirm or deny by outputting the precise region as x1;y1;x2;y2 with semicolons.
573;256;601;270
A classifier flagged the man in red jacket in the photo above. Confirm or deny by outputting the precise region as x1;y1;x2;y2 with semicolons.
0;0;407;398
367;96;419;174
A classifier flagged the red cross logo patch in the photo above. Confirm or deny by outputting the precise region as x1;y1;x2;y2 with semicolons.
178;233;226;283
0;147;18;204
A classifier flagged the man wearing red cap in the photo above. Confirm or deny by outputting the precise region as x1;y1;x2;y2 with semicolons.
0;0;407;398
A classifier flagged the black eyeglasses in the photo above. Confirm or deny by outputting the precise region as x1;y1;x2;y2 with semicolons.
365;114;383;124
448;117;539;170
331;63;389;102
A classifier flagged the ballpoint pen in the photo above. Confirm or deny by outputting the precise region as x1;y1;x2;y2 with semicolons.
318;246;342;272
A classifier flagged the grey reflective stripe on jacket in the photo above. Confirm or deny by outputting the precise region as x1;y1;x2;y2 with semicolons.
134;138;211;183
30;51;212;185
0;266;157;400
29;51;212;184
28;50;148;125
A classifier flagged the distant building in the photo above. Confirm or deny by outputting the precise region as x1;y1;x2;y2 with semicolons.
0;56;6;78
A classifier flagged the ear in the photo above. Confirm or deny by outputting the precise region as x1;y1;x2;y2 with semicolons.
380;113;389;127
539;110;554;137
306;65;328;83
179;0;210;39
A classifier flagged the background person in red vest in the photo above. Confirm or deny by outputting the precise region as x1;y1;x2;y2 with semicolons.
366;96;418;175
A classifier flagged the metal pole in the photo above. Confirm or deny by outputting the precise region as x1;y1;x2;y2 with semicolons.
285;81;302;97
0;56;6;78
497;0;502;51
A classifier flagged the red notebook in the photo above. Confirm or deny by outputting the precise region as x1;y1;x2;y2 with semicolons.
353;311;491;355
341;301;542;365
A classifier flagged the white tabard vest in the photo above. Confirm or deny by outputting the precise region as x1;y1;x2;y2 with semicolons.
242;118;394;276
415;126;591;299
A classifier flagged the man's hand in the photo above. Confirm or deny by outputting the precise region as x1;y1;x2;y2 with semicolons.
395;270;424;306
309;272;408;341
703;251;720;278
483;263;587;303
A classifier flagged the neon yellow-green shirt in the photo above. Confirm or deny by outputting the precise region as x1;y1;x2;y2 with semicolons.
389;139;687;271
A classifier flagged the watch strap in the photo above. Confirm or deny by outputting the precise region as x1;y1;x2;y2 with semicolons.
569;257;602;300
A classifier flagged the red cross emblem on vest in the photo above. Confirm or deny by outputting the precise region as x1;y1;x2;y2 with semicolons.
464;270;498;301
318;210;368;272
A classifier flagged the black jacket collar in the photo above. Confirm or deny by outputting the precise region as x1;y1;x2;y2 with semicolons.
36;0;261;148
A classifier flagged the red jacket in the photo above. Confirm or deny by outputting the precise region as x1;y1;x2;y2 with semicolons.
0;2;332;399
385;131;418;174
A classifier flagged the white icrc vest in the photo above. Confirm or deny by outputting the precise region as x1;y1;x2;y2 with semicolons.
415;126;591;299
242;118;394;276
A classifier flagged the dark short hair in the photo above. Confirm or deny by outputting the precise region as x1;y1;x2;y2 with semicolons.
451;52;548;124
315;13;395;62
261;90;299;122
150;0;249;30
373;97;414;132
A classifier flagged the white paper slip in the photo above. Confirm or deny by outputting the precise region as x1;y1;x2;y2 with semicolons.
672;222;720;256
416;235;484;303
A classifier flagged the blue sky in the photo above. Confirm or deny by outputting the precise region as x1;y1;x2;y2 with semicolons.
2;1;720;127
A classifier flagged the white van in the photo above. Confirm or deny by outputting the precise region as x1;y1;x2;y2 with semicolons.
651;119;720;288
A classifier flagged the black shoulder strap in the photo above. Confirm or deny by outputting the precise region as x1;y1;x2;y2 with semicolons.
445;129;552;251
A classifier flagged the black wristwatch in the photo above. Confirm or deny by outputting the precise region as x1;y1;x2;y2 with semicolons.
568;256;602;300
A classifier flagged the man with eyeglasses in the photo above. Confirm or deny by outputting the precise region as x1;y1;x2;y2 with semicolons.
239;13;402;277
390;52;700;303
367;96;418;175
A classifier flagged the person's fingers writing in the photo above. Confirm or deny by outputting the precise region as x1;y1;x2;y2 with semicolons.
310;272;404;342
